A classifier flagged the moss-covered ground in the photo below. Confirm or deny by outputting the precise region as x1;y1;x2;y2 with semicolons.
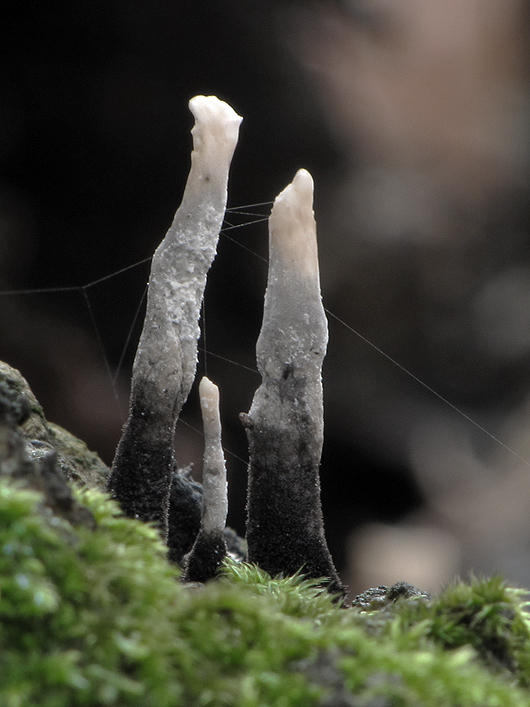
2;477;530;707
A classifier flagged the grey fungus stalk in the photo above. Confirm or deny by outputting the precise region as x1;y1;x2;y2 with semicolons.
107;96;242;540
197;377;228;536
184;376;229;582
241;169;345;597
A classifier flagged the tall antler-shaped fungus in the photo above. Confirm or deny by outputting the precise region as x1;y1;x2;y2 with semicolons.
242;169;344;596
108;96;242;539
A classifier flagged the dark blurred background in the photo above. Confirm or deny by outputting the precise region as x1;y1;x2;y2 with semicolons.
1;0;530;596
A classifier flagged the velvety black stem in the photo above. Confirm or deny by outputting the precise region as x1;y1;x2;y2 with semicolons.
183;529;227;582
109;383;176;529
242;396;344;596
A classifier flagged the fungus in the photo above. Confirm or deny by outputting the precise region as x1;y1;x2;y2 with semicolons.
107;96;242;540
183;376;228;582
241;169;345;597
107;96;342;596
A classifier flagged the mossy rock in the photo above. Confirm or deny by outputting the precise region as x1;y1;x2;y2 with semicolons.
0;360;109;489
1;477;530;706
2;359;530;705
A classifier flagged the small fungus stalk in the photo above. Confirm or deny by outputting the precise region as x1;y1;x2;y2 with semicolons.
184;376;228;582
242;169;344;596
197;377;228;535
108;96;242;538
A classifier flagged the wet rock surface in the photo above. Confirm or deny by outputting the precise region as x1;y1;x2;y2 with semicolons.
0;360;110;489
0;361;100;529
352;581;432;611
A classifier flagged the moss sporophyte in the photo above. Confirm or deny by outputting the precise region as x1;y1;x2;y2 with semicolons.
2;96;530;706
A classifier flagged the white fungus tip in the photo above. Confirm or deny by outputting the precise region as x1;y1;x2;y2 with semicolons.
292;167;314;197
188;97;242;179
199;376;220;419
189;95;243;131
273;168;314;214
269;168;319;279
199;375;218;395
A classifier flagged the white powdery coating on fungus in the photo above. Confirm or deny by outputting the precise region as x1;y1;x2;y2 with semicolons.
269;168;319;281
132;97;242;412
188;96;243;192
256;168;328;380
199;376;228;534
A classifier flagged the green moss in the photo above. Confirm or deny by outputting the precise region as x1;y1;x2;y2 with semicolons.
391;574;530;683
1;478;530;706
0;482;183;707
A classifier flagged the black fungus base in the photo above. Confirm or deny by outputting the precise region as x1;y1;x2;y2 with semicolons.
183;529;228;583
244;410;346;599
107;383;176;537
167;467;203;564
